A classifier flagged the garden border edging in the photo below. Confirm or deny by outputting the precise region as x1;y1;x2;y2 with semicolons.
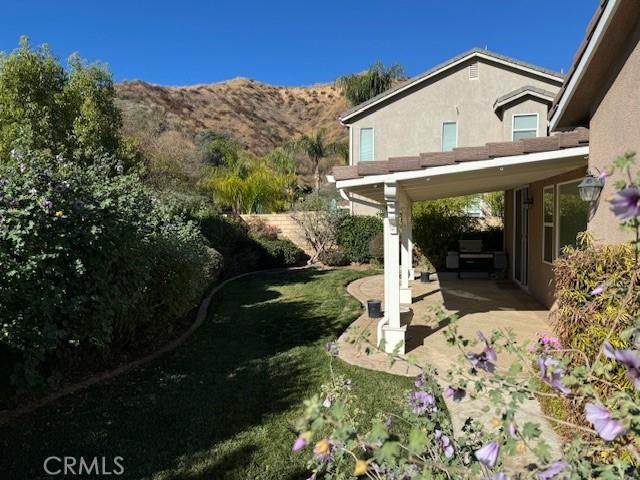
0;266;308;424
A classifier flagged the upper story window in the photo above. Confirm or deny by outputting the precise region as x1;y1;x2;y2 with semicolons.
442;122;457;152
360;128;374;161
512;114;538;140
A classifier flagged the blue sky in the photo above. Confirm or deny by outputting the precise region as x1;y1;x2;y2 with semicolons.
1;0;598;86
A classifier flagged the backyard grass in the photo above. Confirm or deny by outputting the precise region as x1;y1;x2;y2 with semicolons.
0;268;414;480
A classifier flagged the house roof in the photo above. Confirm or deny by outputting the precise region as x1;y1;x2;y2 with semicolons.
339;48;565;123
549;0;611;128
331;128;589;181
549;0;637;129
493;85;557;112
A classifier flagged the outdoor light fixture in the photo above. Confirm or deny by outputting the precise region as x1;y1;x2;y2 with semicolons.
578;174;605;203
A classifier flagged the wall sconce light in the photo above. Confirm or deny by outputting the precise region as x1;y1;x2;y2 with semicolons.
578;174;605;203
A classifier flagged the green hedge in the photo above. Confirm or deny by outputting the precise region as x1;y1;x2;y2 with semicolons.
254;236;308;268
197;212;307;275
412;199;481;270
0;153;218;389
336;215;382;263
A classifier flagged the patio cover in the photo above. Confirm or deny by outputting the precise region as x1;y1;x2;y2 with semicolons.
328;129;589;353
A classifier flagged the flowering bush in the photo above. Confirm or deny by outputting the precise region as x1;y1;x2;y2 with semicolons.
293;154;640;478
0;150;217;387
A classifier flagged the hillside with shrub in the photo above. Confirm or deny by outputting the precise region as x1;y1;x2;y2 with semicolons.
116;78;348;158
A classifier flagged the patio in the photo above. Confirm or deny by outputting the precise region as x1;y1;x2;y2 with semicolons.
338;273;563;468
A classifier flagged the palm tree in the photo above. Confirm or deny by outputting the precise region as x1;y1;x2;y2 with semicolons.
337;61;404;106
294;129;347;193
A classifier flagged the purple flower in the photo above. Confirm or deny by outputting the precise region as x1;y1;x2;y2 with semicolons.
477;331;497;361
475;441;500;468
414;373;425;388
609;186;640;221
292;435;308;452
407;390;436;415
508;422;518;438
467;331;498;372
467;351;496;373
585;403;627;441
538;460;569;479
603;342;640;390
590;285;605;296
434;429;455;459
598;169;611;179
444;386;466;401
325;341;339;357
10;148;24;161
489;474;510;480
39;198;53;212
537;356;571;395
54;181;69;193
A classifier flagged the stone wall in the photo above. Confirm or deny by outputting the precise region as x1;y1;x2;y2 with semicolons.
240;213;313;255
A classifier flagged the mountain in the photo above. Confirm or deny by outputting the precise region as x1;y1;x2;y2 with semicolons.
116;77;349;156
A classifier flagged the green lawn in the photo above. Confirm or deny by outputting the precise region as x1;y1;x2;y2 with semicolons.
0;268;413;480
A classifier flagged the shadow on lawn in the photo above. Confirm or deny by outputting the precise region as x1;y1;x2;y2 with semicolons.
0;268;358;480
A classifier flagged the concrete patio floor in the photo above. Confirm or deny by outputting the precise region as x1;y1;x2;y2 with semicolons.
338;273;563;470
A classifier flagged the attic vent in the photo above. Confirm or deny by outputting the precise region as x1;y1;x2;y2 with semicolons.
469;62;479;80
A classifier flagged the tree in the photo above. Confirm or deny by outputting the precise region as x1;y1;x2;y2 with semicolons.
293;129;347;193
0;37;136;167
337;61;404;106
200;151;295;214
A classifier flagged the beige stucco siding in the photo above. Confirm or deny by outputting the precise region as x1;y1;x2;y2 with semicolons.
349;58;561;164
587;18;640;245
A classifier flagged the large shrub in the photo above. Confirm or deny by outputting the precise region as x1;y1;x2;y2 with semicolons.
254;236;308;268
554;238;639;386
0;152;217;386
412;197;479;270
336;215;382;263
197;212;306;275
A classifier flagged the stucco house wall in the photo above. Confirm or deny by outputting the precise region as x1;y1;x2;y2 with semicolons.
587;18;640;244
348;57;561;165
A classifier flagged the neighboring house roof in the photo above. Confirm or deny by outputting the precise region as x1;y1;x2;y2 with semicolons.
549;0;630;129
339;48;565;123
331;128;589;181
493;85;556;112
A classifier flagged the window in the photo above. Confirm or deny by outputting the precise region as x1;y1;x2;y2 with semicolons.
558;180;589;254
543;186;555;263
442;122;457;152
359;128;374;161
512;114;538;141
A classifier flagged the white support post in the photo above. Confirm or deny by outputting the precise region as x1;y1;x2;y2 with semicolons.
400;198;413;305
381;182;406;354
